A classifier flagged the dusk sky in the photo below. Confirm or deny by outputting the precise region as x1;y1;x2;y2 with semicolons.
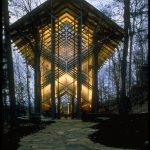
10;0;114;23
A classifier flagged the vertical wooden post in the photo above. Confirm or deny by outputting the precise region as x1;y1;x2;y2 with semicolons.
76;14;82;119
57;19;61;119
71;94;74;119
33;28;42;114
91;36;99;113
88;28;90;107
72;20;76;119
57;95;60;118
51;16;56;119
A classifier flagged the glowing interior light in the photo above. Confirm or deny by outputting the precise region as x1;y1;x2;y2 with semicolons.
38;12;94;111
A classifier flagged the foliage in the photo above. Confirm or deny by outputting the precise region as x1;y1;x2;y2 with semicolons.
96;0;148;113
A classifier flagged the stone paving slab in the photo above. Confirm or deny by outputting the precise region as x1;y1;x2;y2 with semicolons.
18;119;135;150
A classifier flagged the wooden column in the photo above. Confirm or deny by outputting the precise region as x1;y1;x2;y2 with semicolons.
91;37;99;113
51;17;56;119
72;20;76;119
76;16;82;119
71;94;74;119
33;28;42;114
57;19;61;119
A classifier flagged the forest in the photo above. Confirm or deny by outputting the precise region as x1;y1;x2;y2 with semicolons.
2;0;148;149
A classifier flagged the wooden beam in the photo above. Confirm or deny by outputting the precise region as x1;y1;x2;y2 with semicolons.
33;27;42;114
51;15;56;119
76;11;82;119
91;36;100;113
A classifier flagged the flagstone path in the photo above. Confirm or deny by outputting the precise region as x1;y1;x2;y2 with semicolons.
18;119;134;150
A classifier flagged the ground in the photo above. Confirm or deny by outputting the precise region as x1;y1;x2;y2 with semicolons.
18;118;134;150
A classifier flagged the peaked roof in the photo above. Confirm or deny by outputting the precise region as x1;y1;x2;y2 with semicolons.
10;0;123;33
10;0;124;68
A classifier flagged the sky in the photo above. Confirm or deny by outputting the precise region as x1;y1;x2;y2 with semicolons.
10;0;113;24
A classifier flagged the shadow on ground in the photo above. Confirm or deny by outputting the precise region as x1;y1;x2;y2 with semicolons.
2;119;55;150
88;113;148;150
67;144;92;150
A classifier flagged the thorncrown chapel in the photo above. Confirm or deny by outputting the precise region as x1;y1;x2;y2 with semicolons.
10;0;124;119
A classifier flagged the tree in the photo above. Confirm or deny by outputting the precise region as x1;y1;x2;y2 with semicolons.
9;0;42;21
111;48;121;101
9;0;43;115
119;0;130;113
25;47;32;119
128;0;137;96
3;0;17;128
89;0;148;114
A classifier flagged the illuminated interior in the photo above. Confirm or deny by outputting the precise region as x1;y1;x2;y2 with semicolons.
40;12;94;110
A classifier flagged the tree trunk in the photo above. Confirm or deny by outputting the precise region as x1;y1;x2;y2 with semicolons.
111;55;120;102
129;16;135;97
26;62;31;119
3;0;17;128
120;0;130;113
128;0;137;96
